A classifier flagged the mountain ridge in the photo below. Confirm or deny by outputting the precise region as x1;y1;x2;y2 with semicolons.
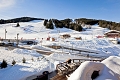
1;17;120;31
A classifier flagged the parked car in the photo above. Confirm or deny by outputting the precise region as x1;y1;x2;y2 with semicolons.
5;43;14;46
20;40;37;45
0;43;5;46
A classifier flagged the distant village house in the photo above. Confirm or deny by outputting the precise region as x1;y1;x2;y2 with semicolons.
74;37;82;40
50;37;55;41
60;34;71;39
104;30;120;38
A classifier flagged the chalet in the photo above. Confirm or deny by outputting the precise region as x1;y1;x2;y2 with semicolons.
46;37;50;41
74;37;82;40
104;30;120;38
60;34;71;39
50;37;55;41
96;36;104;38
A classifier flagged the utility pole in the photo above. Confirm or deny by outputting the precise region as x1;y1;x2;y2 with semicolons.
5;29;7;39
72;44;73;53
17;33;19;46
62;46;63;54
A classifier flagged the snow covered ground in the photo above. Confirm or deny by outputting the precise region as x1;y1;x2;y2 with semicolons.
0;20;120;80
0;47;98;80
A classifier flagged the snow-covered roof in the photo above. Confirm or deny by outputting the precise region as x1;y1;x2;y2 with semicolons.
102;56;120;75
104;30;120;35
68;56;120;80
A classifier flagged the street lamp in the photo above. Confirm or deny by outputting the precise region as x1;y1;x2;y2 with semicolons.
17;33;19;46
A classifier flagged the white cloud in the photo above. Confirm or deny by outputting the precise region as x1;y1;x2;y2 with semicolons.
0;0;16;9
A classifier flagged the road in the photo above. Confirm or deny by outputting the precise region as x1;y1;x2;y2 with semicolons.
4;46;52;55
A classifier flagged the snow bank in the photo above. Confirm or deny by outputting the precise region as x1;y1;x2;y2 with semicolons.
0;61;50;80
30;45;50;51
96;66;119;80
102;56;120;77
12;48;42;57
68;61;119;80
47;53;89;63
0;47;55;80
68;61;104;80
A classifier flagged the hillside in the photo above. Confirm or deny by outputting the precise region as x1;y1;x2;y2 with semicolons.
0;19;120;57
0;19;120;80
1;17;120;31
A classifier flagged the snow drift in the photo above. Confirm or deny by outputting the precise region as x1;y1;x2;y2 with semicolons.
102;56;120;78
68;61;119;80
68;61;104;80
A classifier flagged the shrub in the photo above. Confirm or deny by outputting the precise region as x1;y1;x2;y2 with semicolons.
37;57;39;61
1;59;7;68
31;57;34;61
16;22;20;27
22;57;26;63
12;59;16;66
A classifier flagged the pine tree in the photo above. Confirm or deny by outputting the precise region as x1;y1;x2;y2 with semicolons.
16;22;20;27
49;19;54;29
78;25;83;31
22;57;26;63
37;57;39;61
1;59;7;68
46;19;54;29
43;19;48;26
31;57;34;61
12;59;16;66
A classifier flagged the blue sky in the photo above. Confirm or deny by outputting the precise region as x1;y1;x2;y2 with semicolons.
0;0;120;22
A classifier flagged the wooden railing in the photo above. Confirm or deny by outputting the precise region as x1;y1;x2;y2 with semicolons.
56;59;103;75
